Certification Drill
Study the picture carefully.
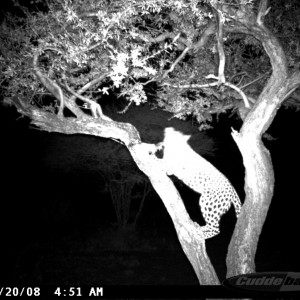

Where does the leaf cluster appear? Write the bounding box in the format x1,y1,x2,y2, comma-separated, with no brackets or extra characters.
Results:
1,0,299,125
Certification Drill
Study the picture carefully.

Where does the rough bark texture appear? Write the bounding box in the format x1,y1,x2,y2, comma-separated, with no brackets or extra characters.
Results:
227,130,274,276
225,0,300,277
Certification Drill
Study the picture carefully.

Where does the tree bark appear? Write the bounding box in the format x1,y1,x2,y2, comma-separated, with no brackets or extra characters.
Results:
227,129,274,276
225,0,300,277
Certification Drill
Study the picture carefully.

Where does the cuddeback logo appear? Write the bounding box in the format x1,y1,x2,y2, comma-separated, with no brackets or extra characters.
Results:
223,272,300,293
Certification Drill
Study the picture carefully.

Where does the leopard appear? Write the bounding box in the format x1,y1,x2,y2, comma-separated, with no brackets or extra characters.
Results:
158,127,242,239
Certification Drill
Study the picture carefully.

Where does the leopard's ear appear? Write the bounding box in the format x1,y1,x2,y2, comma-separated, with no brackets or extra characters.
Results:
156,142,164,150
164,127,191,142
182,132,192,142
164,127,175,135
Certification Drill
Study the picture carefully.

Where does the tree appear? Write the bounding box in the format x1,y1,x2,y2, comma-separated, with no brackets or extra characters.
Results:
1,0,300,285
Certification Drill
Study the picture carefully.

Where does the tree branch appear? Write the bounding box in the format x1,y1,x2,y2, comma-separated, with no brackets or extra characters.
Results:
69,73,109,103
163,75,250,108
62,78,111,121
33,48,65,118
162,47,190,79
193,23,216,52
215,9,226,84
137,32,192,49
256,0,271,26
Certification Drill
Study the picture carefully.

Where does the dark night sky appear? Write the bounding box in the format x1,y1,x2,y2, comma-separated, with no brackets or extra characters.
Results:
1,102,300,286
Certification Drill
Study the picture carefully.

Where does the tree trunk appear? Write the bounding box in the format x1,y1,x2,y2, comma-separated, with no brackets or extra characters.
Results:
226,63,300,278
128,143,220,284
227,130,274,276
225,0,300,277
226,69,292,277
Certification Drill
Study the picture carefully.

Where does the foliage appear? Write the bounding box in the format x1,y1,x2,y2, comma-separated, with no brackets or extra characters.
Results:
265,0,300,69
0,0,300,126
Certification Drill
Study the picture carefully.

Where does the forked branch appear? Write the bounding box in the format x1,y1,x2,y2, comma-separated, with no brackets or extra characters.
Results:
63,78,111,121
33,48,65,118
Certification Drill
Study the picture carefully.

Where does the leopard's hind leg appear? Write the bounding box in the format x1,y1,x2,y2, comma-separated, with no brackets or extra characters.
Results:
199,191,231,239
